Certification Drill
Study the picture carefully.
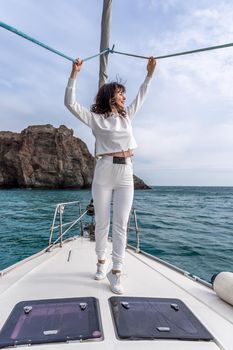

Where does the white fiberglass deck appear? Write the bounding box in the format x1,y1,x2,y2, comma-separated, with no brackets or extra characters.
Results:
0,237,233,350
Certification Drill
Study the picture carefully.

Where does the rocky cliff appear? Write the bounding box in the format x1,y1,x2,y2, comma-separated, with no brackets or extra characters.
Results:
0,125,150,189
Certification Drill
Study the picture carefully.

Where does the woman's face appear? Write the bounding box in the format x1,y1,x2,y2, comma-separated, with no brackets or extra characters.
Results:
114,88,126,109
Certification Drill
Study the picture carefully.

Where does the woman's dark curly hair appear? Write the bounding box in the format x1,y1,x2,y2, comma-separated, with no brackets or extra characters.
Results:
91,82,126,117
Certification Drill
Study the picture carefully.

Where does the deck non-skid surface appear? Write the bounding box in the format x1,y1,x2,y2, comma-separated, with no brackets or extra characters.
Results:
0,237,232,349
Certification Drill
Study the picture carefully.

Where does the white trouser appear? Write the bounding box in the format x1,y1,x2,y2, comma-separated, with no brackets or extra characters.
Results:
92,155,134,271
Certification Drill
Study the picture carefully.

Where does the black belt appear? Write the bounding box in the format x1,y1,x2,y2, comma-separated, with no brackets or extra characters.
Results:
113,156,127,164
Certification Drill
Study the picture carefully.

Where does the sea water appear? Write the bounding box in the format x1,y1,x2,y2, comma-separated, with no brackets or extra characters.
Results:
0,187,232,282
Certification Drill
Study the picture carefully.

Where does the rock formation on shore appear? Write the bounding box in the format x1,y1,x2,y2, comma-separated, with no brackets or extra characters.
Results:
0,125,150,189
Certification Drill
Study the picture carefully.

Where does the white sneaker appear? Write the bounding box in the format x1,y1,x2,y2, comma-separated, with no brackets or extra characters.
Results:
95,261,108,280
107,271,123,294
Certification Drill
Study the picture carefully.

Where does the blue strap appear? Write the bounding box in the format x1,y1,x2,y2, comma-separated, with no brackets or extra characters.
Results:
2,20,232,63
0,21,109,62
110,42,233,60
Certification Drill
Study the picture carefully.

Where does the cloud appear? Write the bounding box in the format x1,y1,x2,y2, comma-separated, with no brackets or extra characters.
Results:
128,0,233,185
0,0,233,185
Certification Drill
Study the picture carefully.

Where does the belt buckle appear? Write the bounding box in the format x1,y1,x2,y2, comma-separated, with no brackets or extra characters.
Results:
113,156,126,164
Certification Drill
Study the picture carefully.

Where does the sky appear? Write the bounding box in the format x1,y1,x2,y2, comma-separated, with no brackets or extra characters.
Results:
0,0,233,186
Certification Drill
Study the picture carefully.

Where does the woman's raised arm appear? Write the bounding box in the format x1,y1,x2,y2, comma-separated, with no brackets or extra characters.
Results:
64,58,93,127
126,57,156,120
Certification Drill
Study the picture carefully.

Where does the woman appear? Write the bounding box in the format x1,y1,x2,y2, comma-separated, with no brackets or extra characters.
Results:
65,57,156,294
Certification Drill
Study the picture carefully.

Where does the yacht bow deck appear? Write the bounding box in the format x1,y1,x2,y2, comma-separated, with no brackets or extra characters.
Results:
0,237,232,350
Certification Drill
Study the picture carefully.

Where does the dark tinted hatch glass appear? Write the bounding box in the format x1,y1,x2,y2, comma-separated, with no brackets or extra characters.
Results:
0,297,103,348
109,297,213,341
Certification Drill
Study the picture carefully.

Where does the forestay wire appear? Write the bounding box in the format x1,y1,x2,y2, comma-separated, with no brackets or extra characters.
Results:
1,20,233,63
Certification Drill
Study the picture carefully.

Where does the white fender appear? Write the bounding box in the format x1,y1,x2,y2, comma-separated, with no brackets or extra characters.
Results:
213,272,233,306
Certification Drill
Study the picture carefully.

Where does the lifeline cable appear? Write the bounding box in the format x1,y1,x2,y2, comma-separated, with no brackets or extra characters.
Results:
1,20,233,63
110,42,233,60
0,20,109,62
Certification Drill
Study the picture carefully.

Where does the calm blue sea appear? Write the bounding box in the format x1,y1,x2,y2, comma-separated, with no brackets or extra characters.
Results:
0,187,232,282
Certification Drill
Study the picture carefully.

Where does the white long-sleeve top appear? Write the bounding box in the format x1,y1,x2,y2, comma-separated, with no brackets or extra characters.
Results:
64,76,151,156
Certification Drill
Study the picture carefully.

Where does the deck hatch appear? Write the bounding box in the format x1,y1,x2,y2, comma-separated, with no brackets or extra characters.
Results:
109,297,213,341
0,297,103,348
